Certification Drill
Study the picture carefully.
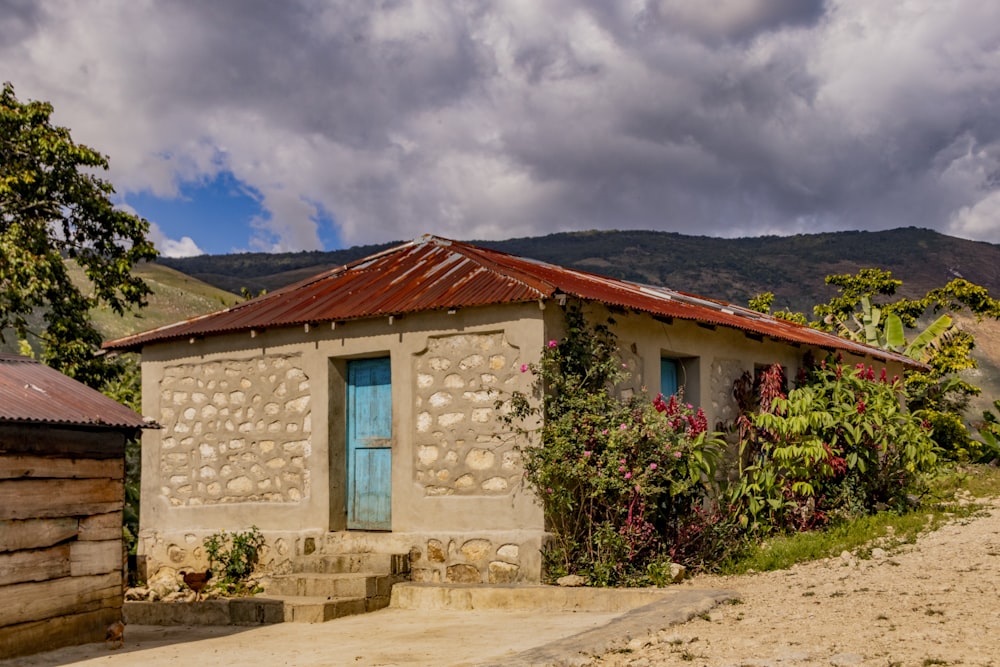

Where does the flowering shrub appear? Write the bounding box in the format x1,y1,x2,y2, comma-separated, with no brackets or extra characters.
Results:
728,357,937,534
501,304,727,585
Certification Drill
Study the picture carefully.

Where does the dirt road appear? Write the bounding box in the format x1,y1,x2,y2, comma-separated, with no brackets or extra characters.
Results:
595,498,1000,667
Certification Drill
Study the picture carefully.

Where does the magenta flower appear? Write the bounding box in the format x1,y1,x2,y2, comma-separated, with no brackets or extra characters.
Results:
649,463,657,470
583,450,592,458
618,465,626,472
520,364,528,373
624,472,632,480
601,429,609,435
619,423,627,430
547,340,558,348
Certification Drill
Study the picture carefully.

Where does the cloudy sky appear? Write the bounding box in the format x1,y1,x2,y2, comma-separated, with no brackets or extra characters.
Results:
4,1,1000,256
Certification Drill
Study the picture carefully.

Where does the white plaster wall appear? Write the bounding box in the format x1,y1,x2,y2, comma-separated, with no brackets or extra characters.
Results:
137,303,547,580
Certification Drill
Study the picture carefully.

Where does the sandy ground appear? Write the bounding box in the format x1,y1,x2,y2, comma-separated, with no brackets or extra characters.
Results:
596,498,1000,667
5,498,999,667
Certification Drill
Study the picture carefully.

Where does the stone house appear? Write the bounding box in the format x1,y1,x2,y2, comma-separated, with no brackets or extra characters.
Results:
0,354,147,659
104,235,919,585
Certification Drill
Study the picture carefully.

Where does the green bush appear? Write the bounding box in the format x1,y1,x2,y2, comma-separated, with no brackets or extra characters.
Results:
502,304,728,585
203,526,265,594
728,357,937,534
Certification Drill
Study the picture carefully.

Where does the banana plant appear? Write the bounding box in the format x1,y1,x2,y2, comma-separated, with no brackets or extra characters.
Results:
835,295,952,362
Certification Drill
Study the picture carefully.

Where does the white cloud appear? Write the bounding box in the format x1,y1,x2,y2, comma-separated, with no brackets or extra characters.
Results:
3,0,1000,251
147,222,204,258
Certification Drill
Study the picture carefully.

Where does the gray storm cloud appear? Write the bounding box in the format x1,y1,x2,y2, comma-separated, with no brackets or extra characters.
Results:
3,0,999,251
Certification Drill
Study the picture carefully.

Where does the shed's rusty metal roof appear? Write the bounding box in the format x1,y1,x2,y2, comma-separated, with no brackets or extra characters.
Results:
0,354,150,429
103,235,923,369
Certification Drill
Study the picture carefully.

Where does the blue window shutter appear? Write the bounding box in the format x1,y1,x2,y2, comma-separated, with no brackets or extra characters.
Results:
660,358,679,397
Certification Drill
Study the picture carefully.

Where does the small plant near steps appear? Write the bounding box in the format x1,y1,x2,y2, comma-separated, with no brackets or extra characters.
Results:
203,526,266,597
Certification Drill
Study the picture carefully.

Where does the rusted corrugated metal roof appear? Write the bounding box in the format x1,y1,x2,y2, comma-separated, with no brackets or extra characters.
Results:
103,235,924,369
0,354,150,429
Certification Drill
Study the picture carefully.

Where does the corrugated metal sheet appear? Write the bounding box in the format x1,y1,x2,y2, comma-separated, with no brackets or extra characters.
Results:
0,354,150,429
103,235,923,369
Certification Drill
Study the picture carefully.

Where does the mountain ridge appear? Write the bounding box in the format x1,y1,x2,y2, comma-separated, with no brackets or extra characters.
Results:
159,227,1000,316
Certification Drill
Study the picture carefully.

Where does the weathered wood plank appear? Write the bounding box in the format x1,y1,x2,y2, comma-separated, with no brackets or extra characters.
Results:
0,607,121,660
0,455,123,480
0,544,71,586
0,478,123,521
78,511,123,542
0,425,128,459
0,572,121,627
0,517,78,552
70,539,122,577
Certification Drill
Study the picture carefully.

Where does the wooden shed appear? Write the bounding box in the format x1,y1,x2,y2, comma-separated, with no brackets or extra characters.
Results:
0,354,148,659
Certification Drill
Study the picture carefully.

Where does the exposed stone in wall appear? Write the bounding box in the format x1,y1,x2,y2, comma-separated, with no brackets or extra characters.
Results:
158,355,312,506
710,357,745,429
409,537,524,584
413,333,523,496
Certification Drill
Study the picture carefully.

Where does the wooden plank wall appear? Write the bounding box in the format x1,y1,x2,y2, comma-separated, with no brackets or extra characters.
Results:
0,426,129,660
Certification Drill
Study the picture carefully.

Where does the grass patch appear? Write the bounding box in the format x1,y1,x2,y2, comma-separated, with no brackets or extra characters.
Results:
720,464,1000,575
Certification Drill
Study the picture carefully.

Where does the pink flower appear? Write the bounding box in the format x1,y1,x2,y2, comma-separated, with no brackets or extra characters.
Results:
649,463,657,470
601,429,609,435
583,450,592,458
520,364,528,373
619,423,627,430
673,451,682,458
618,465,626,472
547,340,558,348
624,472,632,480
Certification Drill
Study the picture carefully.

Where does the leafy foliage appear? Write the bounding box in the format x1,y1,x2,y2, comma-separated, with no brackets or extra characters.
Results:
1,82,157,388
727,358,937,534
501,304,734,584
203,526,265,594
973,399,1000,464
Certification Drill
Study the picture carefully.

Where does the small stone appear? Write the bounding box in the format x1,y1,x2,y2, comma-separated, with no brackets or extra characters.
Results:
556,574,586,587
669,562,687,583
488,561,519,583
427,540,446,563
829,653,864,666
626,638,647,652
446,563,481,583
125,587,148,601
870,547,887,559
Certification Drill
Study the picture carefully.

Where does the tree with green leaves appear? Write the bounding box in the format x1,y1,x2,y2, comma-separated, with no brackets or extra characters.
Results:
1,82,157,388
753,268,1000,459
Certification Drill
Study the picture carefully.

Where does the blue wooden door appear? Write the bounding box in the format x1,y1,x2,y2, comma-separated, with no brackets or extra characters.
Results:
347,358,392,530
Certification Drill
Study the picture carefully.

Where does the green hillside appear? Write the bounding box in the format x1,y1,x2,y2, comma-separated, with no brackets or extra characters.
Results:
79,262,242,343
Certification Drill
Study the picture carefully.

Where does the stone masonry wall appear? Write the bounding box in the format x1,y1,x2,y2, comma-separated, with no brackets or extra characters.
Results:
157,354,312,506
407,535,532,584
413,333,524,496
710,357,744,430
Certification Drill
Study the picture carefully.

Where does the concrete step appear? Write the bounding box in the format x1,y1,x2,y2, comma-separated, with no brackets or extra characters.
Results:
293,552,410,575
267,572,374,598
257,595,369,623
